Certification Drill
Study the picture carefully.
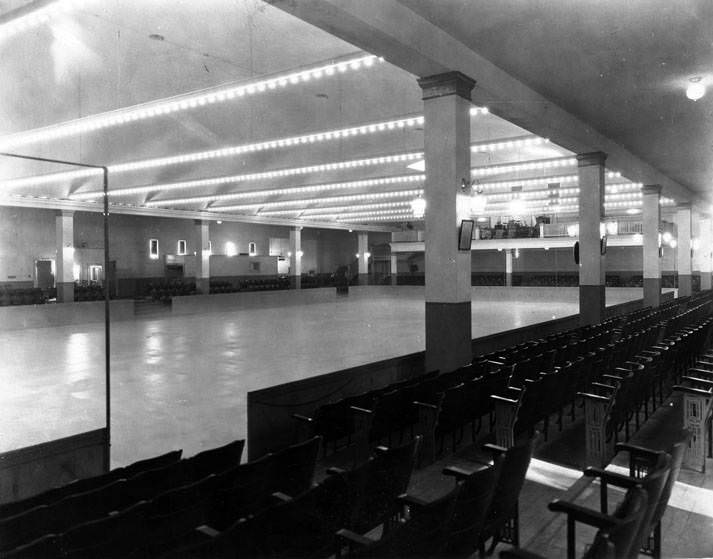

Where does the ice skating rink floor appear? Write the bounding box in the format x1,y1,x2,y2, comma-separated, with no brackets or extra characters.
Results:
1,286,648,466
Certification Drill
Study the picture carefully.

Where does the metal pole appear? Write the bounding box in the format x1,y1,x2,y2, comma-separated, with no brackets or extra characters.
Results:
103,167,111,471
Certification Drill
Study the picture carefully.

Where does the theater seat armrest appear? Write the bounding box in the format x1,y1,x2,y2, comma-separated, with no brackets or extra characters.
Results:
292,413,313,423
547,500,618,530
397,493,430,509
272,492,293,503
336,528,376,547
327,467,347,476
195,525,221,538
614,443,664,462
483,443,508,456
442,465,476,480
491,395,520,405
499,547,548,559
583,467,637,488
413,400,439,410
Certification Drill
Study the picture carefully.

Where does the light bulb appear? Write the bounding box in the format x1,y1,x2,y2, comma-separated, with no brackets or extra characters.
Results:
686,81,706,101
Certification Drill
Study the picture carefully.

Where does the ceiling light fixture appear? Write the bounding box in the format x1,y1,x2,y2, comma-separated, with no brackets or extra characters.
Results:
686,77,706,101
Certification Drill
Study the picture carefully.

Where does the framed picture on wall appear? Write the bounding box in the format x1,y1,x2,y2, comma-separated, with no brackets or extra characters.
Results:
458,220,474,251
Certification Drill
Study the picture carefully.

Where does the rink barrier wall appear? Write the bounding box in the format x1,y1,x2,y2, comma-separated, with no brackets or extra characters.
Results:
247,289,674,460
0,429,107,504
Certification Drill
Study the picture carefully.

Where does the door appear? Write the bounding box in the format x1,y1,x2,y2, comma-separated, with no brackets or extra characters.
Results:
36,260,54,290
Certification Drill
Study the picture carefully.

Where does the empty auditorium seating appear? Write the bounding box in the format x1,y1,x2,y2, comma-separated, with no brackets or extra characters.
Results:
0,286,45,306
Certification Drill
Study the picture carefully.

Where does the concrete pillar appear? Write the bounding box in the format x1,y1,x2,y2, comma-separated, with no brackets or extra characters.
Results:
195,220,210,294
55,210,75,303
505,249,513,287
676,203,692,297
700,218,712,290
418,71,475,373
357,232,369,285
577,152,607,325
390,255,398,286
289,227,302,289
642,185,661,307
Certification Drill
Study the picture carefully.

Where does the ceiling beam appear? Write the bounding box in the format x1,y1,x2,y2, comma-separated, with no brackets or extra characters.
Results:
268,0,701,210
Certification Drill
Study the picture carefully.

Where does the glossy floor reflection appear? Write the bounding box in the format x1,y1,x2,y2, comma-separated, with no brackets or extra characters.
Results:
1,286,644,467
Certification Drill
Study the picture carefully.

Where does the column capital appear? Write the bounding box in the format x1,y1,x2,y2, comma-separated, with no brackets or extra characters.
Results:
56,210,75,218
418,71,475,101
194,219,210,226
576,151,607,167
676,202,692,211
642,184,662,195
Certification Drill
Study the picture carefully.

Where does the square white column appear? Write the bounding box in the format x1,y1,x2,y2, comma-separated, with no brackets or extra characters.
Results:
642,185,661,307
577,152,607,325
289,227,302,289
676,204,692,297
55,210,75,303
418,71,475,372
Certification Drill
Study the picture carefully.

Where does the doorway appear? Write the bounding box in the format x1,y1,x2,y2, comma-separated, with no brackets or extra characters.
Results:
35,260,54,291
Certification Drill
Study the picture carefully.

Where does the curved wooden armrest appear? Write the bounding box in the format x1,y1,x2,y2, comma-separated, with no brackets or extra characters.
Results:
602,374,624,383
397,493,430,509
491,395,520,405
547,500,619,531
577,392,611,403
688,368,713,377
681,376,713,387
499,548,548,559
272,491,293,503
483,442,507,456
327,467,347,476
442,465,479,480
674,385,713,396
350,406,373,415
336,528,376,547
413,400,439,410
292,413,314,423
614,443,664,462
196,525,221,538
583,467,638,488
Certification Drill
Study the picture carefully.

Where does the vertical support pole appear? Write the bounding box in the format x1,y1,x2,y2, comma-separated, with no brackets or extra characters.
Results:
195,220,210,294
103,168,111,472
418,71,475,373
357,232,369,285
577,152,607,325
289,226,302,289
55,210,75,303
642,185,662,307
676,203,693,297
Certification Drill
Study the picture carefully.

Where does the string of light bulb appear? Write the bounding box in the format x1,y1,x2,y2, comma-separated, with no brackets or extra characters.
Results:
0,0,72,41
70,152,424,200
144,175,424,207
258,201,413,216
470,157,577,177
211,189,423,213
0,53,385,150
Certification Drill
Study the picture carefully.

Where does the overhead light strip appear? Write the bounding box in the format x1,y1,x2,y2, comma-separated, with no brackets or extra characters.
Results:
2,107,489,190
71,152,424,200
0,0,71,41
259,201,413,216
0,53,384,150
213,189,423,213
145,175,424,207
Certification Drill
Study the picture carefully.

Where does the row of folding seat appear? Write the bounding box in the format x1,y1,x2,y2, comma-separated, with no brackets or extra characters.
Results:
294,293,711,468
0,287,45,306
1,436,325,558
